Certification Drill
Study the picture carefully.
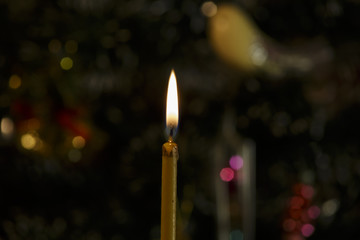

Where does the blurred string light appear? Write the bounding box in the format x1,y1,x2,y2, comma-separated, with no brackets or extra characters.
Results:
8,74,22,89
60,57,73,70
1,117,14,138
283,183,319,239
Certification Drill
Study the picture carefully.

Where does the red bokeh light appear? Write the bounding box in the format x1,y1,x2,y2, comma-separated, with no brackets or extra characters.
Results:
220,167,234,182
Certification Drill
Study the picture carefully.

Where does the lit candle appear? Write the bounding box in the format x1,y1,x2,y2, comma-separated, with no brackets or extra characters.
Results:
161,69,179,240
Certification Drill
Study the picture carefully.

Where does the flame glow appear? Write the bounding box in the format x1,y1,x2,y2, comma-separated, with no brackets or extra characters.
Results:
166,69,179,128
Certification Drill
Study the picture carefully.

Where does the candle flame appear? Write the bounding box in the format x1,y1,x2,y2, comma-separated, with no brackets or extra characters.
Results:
166,69,179,130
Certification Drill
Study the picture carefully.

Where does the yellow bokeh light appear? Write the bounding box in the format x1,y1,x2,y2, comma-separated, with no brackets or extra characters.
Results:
9,74,22,89
60,57,73,70
48,39,62,53
72,136,86,149
65,40,78,54
21,133,37,150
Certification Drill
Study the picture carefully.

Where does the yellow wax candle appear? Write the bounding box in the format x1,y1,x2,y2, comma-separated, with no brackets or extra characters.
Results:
161,137,178,240
161,69,179,240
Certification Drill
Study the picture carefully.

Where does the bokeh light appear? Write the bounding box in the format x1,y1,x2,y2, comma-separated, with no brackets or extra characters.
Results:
21,133,37,150
250,42,268,66
229,155,243,170
72,136,86,149
220,167,234,182
322,199,339,217
60,57,73,70
307,205,321,219
301,223,315,237
201,1,217,17
300,185,314,199
9,74,22,89
290,196,305,209
1,117,14,137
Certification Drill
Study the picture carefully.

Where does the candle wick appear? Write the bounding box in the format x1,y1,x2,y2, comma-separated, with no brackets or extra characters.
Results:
169,127,174,138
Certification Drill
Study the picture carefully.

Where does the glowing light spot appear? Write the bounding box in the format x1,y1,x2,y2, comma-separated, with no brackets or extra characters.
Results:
60,57,73,70
322,199,339,217
65,40,78,54
1,117,14,137
68,149,82,162
283,218,296,232
230,229,243,240
220,167,234,182
290,196,305,209
301,185,314,199
201,2,217,17
301,223,315,237
21,133,37,150
250,42,268,66
48,39,62,53
9,75,22,89
72,136,86,149
229,155,243,170
307,205,321,219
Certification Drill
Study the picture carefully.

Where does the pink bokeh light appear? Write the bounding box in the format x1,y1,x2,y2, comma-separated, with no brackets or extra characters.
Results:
229,155,243,170
307,205,321,219
220,167,234,182
301,223,315,237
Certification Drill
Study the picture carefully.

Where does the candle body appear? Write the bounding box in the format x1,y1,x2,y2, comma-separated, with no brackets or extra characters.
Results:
161,140,179,240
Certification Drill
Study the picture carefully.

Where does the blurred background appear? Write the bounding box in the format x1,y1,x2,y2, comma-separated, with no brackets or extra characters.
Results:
1,0,360,239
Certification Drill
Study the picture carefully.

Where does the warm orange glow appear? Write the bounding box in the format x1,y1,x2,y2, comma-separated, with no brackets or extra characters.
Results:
166,69,179,128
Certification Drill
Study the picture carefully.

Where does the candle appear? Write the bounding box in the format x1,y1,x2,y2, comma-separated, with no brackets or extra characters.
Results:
161,69,179,240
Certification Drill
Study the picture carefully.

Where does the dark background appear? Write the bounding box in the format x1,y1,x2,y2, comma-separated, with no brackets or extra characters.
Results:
0,0,360,239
